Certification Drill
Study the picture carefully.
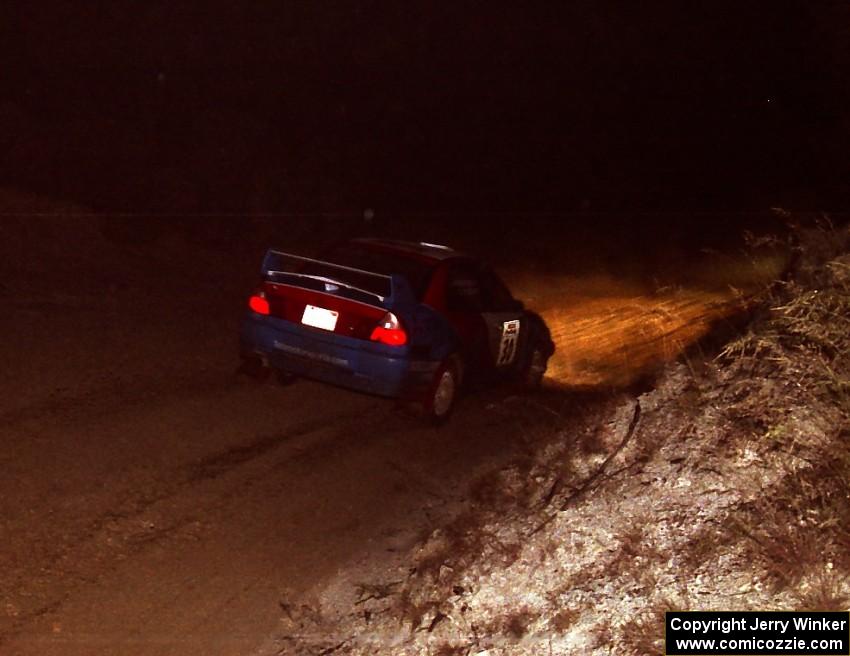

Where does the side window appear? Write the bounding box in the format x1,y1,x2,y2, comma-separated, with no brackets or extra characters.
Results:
446,263,484,312
479,267,517,312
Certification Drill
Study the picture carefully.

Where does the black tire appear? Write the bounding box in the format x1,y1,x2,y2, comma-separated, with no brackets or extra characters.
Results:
520,343,549,390
423,356,461,424
275,369,298,386
236,356,272,382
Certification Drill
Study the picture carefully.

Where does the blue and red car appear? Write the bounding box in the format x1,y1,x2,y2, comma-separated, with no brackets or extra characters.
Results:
239,239,554,422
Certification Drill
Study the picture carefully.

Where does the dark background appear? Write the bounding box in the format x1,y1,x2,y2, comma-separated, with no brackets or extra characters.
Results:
1,1,848,217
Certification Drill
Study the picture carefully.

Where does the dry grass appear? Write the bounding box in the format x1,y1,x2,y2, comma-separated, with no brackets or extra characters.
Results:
702,221,850,614
617,591,692,656
589,620,615,651
468,458,538,511
617,604,670,656
677,522,729,574
793,570,850,611
731,453,850,594
549,608,580,633
720,229,850,428
500,608,537,640
412,514,485,583
721,223,850,368
716,226,850,591
578,427,608,455
598,521,665,588
433,644,470,656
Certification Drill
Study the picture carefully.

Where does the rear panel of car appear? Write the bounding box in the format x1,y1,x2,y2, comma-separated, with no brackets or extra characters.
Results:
240,243,448,398
241,312,414,396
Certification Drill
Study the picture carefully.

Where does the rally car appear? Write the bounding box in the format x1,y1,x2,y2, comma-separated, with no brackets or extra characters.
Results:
239,238,554,422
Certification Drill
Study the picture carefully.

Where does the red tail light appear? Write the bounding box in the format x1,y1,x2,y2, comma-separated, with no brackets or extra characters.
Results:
370,312,407,346
249,293,270,315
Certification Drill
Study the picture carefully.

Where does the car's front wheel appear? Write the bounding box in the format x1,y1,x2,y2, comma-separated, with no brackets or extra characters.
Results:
521,343,549,389
423,356,461,424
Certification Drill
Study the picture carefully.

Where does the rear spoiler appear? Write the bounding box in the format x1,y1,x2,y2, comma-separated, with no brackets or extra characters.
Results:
260,249,417,307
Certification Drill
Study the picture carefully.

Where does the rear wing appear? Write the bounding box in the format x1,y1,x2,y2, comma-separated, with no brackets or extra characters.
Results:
260,249,417,307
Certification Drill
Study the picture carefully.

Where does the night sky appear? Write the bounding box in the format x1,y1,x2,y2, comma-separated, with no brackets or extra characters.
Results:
1,2,848,214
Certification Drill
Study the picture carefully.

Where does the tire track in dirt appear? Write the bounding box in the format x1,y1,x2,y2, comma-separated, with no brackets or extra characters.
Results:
0,387,370,647
1,383,549,656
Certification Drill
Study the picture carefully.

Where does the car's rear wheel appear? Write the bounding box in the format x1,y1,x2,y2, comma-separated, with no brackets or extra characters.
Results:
423,357,461,424
237,355,271,382
275,369,298,386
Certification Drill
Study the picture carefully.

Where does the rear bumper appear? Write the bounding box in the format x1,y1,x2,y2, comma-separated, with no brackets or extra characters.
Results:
240,313,436,399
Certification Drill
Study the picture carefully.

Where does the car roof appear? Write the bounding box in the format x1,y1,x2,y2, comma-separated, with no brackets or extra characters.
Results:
350,238,466,263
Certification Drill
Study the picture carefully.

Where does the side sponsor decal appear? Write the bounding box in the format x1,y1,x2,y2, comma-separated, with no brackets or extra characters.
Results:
497,319,521,366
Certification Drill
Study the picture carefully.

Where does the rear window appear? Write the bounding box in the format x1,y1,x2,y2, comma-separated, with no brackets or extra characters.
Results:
301,243,436,300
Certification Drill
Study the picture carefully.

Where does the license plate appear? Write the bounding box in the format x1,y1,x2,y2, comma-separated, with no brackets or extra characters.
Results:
301,304,338,331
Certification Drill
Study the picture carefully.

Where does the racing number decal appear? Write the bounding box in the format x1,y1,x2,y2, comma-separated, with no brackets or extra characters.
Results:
497,319,520,366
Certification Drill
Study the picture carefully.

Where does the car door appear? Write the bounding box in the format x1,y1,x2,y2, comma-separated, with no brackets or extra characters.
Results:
477,265,525,374
445,260,524,378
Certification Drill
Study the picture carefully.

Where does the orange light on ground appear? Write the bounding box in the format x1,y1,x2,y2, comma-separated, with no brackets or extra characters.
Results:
504,261,784,389
538,290,736,388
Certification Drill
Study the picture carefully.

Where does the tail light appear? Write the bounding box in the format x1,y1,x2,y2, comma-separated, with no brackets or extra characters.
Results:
248,292,270,315
370,311,407,346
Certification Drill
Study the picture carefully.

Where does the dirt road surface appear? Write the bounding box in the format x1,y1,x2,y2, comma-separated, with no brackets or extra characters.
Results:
0,209,780,655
